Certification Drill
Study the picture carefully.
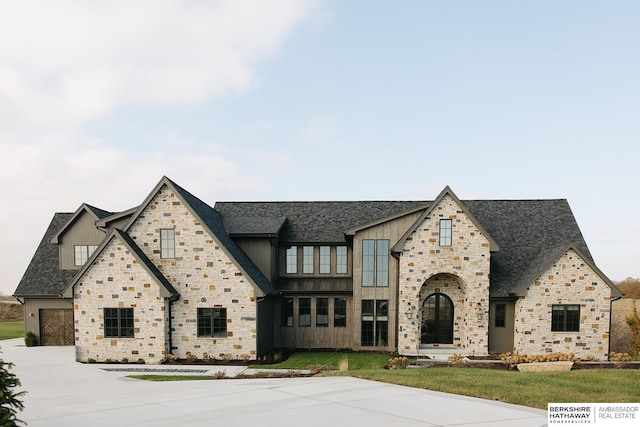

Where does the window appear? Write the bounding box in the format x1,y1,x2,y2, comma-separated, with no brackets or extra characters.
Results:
552,304,580,332
160,228,175,259
494,303,506,328
336,246,347,274
104,308,134,338
316,298,328,327
286,246,297,274
319,246,330,274
197,308,227,337
439,219,452,246
282,297,294,327
361,300,375,346
362,239,389,287
303,246,314,273
74,245,98,266
361,300,388,347
334,297,347,327
299,297,311,327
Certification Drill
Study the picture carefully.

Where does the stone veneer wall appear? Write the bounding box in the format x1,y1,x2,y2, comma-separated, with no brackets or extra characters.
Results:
127,185,258,360
74,238,169,364
397,194,491,356
514,249,612,360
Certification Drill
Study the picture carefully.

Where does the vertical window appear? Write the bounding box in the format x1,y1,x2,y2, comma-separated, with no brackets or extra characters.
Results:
336,246,347,274
104,308,134,338
376,300,389,347
361,300,374,346
362,240,375,287
334,297,347,327
494,303,506,328
552,305,580,332
376,240,389,287
439,219,452,246
197,308,227,337
316,298,328,327
286,246,297,274
282,297,294,327
319,246,331,274
160,228,175,259
299,297,311,327
303,246,314,273
362,239,389,287
74,245,98,266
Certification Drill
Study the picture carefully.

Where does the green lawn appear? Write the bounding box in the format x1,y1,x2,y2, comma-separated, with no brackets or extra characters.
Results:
0,321,24,340
129,351,640,409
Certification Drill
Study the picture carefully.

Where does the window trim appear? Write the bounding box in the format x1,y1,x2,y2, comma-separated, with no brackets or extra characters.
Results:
334,297,347,327
303,246,314,274
336,246,348,274
316,297,328,327
299,297,311,327
104,307,134,338
197,307,228,338
74,245,98,266
319,246,331,274
551,304,580,332
362,239,389,287
160,228,175,259
286,246,298,274
439,219,452,246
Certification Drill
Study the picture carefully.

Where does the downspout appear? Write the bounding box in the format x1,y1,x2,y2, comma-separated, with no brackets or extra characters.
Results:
391,250,401,353
608,295,622,361
168,294,180,358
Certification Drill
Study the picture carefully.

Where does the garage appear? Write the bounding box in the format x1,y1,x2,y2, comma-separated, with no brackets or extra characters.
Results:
40,309,74,346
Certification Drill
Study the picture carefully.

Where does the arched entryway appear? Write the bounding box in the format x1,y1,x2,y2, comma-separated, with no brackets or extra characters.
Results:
421,293,454,344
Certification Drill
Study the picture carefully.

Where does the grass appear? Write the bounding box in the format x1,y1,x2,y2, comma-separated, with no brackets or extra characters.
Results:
0,321,24,340
128,351,640,409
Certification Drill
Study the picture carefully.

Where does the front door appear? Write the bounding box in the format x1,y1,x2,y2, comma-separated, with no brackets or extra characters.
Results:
421,293,453,344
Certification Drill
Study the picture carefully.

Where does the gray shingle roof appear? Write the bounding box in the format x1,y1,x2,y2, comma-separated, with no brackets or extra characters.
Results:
14,213,76,297
215,198,600,297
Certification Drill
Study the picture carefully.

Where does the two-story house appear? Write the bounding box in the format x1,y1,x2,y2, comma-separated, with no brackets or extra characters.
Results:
14,176,621,363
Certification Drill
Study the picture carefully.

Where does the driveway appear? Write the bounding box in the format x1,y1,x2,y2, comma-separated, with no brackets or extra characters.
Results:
1,339,547,426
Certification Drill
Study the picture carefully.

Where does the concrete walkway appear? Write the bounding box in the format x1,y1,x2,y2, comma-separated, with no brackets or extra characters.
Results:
1,339,547,426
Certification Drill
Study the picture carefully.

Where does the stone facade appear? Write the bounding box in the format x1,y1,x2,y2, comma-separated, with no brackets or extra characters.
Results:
73,237,169,363
514,249,612,360
126,185,259,361
397,194,491,356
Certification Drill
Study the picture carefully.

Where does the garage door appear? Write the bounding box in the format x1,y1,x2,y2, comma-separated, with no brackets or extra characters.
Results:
40,309,74,346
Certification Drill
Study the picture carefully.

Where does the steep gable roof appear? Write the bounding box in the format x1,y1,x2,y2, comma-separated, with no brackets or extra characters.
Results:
50,203,112,244
14,213,76,297
95,206,138,229
122,176,277,297
392,186,500,254
62,229,178,299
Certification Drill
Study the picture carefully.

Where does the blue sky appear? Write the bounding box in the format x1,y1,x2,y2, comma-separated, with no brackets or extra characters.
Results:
2,1,639,295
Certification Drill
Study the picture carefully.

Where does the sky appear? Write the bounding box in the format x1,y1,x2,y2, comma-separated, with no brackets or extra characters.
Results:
2,0,639,296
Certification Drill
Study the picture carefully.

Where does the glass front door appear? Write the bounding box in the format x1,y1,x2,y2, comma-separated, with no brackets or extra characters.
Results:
421,293,454,344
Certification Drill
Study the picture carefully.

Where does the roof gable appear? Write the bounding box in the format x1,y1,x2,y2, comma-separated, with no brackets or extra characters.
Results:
62,229,178,299
391,186,500,254
50,203,112,244
121,176,277,297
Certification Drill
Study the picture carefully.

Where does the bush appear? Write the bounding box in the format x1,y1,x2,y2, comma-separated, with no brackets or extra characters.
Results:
0,358,25,426
387,356,409,370
448,353,469,367
500,352,580,369
24,332,37,347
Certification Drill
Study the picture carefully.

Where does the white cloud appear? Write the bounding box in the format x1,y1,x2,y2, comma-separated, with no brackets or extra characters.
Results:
0,0,319,294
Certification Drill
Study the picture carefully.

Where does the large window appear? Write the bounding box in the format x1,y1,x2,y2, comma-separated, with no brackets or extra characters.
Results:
303,246,314,274
334,297,347,327
286,246,297,274
439,219,452,246
361,299,388,347
336,246,347,274
362,240,389,287
494,303,506,328
319,246,330,274
104,308,134,338
197,308,227,337
551,304,580,332
282,297,294,327
316,298,328,327
299,297,311,327
160,228,175,259
74,245,98,266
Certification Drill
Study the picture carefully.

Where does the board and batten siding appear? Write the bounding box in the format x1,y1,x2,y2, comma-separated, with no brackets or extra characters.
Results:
23,297,74,345
58,211,106,270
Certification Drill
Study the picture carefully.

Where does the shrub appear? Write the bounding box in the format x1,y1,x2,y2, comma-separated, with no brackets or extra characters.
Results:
212,370,227,379
500,352,580,369
308,364,330,374
0,359,25,426
625,303,640,358
610,352,633,368
121,357,129,364
387,356,409,370
87,358,96,364
448,353,469,367
338,356,349,372
185,353,198,363
24,332,37,347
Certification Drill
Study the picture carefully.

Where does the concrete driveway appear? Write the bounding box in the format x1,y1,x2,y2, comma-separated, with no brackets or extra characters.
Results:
1,339,547,426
